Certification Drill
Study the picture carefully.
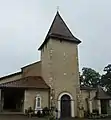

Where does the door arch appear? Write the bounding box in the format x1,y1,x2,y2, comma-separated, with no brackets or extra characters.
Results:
61,94,71,117
58,92,74,118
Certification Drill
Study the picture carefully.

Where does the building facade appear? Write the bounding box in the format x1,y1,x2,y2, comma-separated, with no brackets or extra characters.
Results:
0,11,110,118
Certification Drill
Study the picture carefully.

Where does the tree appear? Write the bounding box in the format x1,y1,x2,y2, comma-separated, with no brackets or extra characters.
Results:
101,64,111,92
80,67,101,88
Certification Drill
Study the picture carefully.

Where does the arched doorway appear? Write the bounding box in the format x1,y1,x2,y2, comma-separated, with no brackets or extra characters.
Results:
61,94,71,117
58,92,74,118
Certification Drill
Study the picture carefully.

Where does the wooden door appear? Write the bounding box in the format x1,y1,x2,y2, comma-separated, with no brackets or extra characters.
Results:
61,95,71,117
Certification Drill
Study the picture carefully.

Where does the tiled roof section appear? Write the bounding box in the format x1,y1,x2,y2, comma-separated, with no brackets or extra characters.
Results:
0,76,49,89
96,86,111,100
38,11,81,50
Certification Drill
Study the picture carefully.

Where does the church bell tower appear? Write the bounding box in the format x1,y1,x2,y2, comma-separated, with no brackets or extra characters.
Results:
38,11,81,118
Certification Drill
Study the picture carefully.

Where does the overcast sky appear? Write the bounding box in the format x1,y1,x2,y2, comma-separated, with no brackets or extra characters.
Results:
0,0,111,76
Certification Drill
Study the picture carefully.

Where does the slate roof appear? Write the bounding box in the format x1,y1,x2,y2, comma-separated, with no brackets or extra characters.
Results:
96,86,111,100
0,76,49,89
38,11,81,50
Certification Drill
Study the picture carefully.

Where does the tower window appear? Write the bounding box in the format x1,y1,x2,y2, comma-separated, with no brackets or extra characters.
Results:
50,49,53,54
64,52,67,60
49,48,53,59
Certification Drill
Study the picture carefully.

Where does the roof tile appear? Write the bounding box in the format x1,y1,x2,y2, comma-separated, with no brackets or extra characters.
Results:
0,76,49,89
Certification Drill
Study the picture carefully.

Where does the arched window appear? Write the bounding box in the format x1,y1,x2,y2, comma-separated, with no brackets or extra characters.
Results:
35,94,41,110
37,97,41,108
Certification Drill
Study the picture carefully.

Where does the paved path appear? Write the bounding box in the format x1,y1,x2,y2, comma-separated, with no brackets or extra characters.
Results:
0,115,39,120
0,115,111,120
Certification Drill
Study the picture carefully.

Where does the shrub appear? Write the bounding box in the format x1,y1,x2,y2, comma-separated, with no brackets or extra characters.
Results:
92,109,99,115
24,107,34,117
42,107,50,116
28,107,33,113
49,115,55,120
25,109,28,115
37,110,43,117
84,110,90,118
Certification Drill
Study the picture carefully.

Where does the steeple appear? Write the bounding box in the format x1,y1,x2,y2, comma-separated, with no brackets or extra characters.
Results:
38,11,81,50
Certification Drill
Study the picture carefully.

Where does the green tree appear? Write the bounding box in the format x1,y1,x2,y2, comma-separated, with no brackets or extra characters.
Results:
101,64,111,92
80,67,101,88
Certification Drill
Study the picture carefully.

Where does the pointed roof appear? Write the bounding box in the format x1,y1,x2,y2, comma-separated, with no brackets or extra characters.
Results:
38,11,81,50
96,86,111,100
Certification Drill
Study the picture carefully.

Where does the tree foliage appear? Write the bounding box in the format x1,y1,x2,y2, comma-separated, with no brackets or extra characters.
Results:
101,64,111,92
80,67,101,88
80,64,111,93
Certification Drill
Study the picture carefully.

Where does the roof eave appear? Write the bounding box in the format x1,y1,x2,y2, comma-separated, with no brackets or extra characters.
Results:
21,61,41,69
0,71,22,80
38,35,81,50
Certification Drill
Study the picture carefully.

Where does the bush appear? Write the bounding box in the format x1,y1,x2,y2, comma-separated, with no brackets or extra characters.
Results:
37,110,43,117
24,107,34,117
49,115,55,120
25,109,28,115
84,110,90,118
42,107,50,116
93,109,99,115
49,110,55,120
28,107,33,113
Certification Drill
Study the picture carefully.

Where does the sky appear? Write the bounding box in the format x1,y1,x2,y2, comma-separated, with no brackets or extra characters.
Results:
0,0,111,76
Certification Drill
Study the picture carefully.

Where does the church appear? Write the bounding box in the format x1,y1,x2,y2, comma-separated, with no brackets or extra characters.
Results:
0,11,111,118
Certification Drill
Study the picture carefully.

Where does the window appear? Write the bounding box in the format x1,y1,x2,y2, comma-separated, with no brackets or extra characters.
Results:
50,49,53,55
49,49,53,60
35,94,41,110
37,97,41,107
63,52,67,60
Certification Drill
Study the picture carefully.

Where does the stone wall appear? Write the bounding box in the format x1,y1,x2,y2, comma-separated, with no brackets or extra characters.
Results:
23,89,49,112
22,61,41,77
41,38,80,117
0,72,22,84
